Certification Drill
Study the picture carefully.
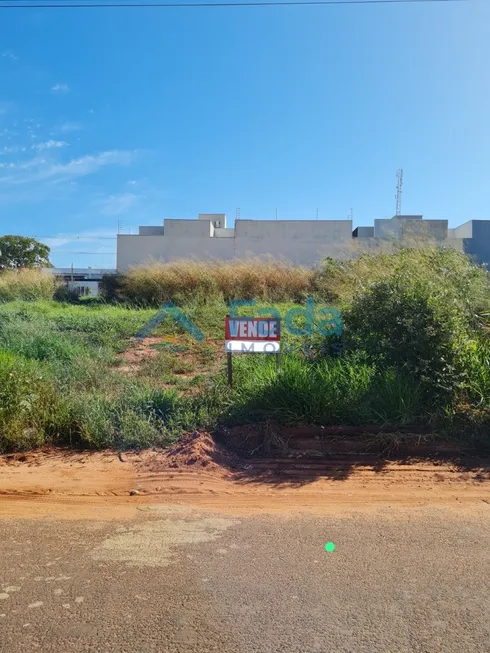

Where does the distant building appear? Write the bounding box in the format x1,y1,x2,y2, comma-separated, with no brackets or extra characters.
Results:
43,267,116,297
116,213,490,271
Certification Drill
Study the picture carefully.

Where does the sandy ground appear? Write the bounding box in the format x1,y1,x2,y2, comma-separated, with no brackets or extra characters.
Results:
1,445,489,520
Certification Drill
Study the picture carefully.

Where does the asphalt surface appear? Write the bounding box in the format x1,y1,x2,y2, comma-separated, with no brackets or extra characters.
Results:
1,504,490,652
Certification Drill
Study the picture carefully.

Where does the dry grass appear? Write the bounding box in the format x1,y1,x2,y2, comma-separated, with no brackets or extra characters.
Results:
0,268,60,302
120,258,313,304
312,238,488,303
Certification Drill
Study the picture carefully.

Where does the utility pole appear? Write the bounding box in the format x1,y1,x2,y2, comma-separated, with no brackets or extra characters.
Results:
395,169,403,216
316,208,319,220
235,208,240,221
275,208,278,221
117,220,122,234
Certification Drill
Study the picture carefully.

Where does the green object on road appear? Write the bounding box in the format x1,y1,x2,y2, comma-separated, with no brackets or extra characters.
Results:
324,542,335,552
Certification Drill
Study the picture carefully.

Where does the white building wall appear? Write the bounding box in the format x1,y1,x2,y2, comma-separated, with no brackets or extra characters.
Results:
234,220,353,265
117,229,236,271
450,221,474,239
117,235,168,270
116,215,490,271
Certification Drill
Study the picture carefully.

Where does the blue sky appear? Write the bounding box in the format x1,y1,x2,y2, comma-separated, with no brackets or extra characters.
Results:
0,0,489,268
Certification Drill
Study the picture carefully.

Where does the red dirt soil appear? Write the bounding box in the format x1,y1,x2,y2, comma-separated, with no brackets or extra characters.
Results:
137,431,241,473
0,431,489,520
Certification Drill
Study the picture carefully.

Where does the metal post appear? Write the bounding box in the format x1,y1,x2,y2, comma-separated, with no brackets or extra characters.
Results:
227,352,233,387
276,351,281,373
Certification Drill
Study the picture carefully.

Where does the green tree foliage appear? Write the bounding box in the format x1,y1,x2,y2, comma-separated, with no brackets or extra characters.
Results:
0,235,52,269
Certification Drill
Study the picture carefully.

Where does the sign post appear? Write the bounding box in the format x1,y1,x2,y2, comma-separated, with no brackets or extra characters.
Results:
225,316,281,387
227,351,233,387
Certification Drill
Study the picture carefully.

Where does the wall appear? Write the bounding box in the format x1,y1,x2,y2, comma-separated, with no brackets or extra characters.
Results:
117,235,167,270
234,220,353,265
139,226,165,235
68,280,100,297
117,217,490,271
400,219,448,240
353,226,375,238
374,219,398,239
450,221,474,239
117,231,236,270
463,221,490,267
198,213,227,228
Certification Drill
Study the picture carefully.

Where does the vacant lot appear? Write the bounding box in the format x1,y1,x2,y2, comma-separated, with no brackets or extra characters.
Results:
1,246,490,453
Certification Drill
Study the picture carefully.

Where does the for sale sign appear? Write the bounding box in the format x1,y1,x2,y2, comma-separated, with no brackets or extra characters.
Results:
225,316,280,353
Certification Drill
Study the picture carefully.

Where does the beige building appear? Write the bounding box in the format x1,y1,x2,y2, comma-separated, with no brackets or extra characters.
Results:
116,213,490,271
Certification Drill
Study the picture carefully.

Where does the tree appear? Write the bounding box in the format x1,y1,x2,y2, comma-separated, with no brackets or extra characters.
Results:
0,235,52,269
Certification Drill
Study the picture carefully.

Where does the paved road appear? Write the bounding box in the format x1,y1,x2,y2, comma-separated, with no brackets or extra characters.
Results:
1,504,489,652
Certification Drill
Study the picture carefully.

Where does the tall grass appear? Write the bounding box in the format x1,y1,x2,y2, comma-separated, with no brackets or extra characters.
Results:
1,244,490,452
0,350,65,450
106,259,313,305
0,269,60,302
225,354,425,426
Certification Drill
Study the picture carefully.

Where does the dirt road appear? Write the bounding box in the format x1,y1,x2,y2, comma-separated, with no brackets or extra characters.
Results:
1,448,489,652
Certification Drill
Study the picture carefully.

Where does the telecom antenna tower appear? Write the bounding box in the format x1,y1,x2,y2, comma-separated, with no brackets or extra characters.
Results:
395,169,403,215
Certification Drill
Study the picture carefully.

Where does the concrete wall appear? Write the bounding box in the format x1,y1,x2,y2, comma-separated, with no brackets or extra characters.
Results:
117,235,168,270
139,226,165,235
116,215,490,271
164,219,214,238
374,219,398,239
353,226,375,238
199,213,227,228
400,219,448,240
463,221,490,267
117,231,236,270
450,221,474,239
234,220,353,265
214,228,235,238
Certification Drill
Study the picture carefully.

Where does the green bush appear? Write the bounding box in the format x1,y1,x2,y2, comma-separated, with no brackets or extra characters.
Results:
343,275,474,404
313,245,490,311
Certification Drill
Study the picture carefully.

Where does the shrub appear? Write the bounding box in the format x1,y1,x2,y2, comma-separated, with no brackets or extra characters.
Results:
343,275,474,404
99,273,126,303
313,245,490,312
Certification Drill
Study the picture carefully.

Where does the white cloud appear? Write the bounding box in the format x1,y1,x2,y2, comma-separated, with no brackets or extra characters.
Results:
2,51,18,62
31,140,68,152
51,83,70,94
59,121,82,133
98,192,139,216
0,149,136,187
47,150,135,181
